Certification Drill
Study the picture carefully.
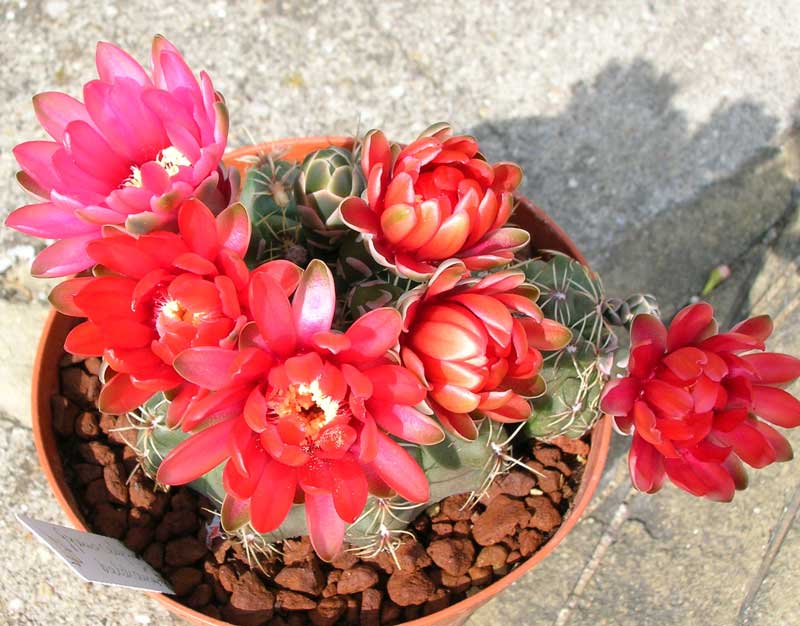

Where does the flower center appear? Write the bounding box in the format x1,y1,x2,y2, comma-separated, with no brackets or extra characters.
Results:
268,379,340,440
123,146,191,188
157,146,191,176
159,298,204,326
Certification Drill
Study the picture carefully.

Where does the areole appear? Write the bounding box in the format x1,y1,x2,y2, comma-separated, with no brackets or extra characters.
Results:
31,137,612,626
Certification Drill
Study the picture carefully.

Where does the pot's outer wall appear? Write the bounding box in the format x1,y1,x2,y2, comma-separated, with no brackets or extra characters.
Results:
31,138,612,626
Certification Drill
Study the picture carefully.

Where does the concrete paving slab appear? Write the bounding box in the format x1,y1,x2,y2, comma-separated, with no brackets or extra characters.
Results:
745,499,800,626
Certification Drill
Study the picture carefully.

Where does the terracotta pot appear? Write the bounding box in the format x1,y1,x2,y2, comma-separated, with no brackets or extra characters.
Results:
31,137,612,626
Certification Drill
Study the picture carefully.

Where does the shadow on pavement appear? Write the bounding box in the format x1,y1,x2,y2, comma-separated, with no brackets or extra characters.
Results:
471,58,798,474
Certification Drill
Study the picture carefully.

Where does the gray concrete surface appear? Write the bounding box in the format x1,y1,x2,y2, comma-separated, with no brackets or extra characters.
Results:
2,1,800,624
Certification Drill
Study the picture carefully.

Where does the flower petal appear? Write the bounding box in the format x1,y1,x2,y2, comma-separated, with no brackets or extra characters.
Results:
96,41,150,85
33,91,94,142
64,321,105,356
431,402,479,440
698,332,765,354
380,202,417,244
731,315,773,342
662,346,707,381
742,353,800,385
31,234,97,278
426,259,469,297
368,431,429,503
49,277,93,316
250,460,297,533
216,202,251,257
521,318,573,351
6,202,97,239
410,321,485,361
368,403,445,445
430,383,480,413
220,495,251,532
174,347,238,390
364,364,427,405
628,339,665,380
330,457,369,523
714,416,792,468
631,314,667,351
249,272,297,358
643,380,693,418
250,260,303,296
340,197,379,234
664,454,735,502
600,377,641,416
692,375,720,413
450,293,514,346
157,418,236,485
97,373,158,414
667,302,715,351
416,207,470,260
304,492,346,562
292,259,336,345
179,198,220,260
341,307,402,363
628,434,665,494
751,385,800,428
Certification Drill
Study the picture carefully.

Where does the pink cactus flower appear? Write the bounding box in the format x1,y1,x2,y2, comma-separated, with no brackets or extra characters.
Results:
6,36,230,277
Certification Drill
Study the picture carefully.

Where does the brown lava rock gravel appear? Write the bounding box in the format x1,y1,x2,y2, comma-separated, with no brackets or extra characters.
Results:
54,353,589,625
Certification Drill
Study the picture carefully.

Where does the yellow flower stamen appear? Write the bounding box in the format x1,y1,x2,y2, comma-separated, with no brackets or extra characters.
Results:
122,146,191,187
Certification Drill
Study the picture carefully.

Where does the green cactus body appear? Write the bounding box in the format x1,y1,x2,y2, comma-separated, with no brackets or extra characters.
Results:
335,231,382,283
344,280,405,321
295,147,365,255
519,252,617,439
524,338,609,439
239,156,304,266
134,409,514,550
295,147,365,226
603,293,660,328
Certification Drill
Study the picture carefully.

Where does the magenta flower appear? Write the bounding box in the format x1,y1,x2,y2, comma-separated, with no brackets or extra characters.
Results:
6,36,230,277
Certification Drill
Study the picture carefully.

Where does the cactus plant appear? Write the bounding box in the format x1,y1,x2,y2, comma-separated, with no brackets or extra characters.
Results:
295,147,365,229
335,230,382,283
519,252,618,439
344,279,405,320
239,154,305,265
603,293,660,328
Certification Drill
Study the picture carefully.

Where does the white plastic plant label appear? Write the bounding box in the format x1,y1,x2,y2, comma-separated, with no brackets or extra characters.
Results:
17,514,174,594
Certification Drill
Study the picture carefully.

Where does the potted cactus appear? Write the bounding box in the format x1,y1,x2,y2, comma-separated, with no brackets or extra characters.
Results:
11,36,800,626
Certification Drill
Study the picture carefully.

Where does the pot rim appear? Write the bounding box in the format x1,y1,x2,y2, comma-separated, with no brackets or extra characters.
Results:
31,136,611,626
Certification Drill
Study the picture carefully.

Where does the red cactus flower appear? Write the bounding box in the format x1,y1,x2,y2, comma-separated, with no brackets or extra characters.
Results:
340,123,530,279
49,199,250,419
601,302,800,501
398,259,572,440
156,260,441,560
6,36,230,278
